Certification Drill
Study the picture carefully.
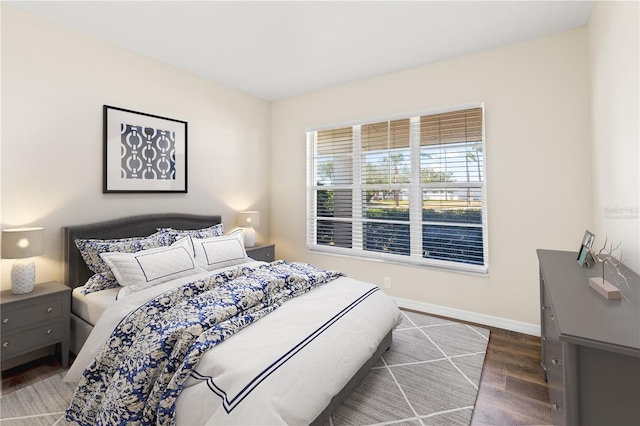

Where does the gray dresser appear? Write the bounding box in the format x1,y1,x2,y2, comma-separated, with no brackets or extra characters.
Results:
538,249,640,425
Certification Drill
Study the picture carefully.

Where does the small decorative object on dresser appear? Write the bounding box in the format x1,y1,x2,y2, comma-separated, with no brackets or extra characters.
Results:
588,237,629,300
1,227,45,294
237,210,260,247
1,281,71,369
538,249,639,426
576,230,595,267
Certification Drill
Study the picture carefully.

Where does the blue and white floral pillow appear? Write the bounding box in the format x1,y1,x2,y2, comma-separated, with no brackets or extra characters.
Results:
156,224,223,244
75,233,173,275
79,271,120,295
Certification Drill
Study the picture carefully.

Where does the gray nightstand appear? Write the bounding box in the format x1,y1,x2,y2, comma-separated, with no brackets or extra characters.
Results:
246,243,275,262
1,281,71,368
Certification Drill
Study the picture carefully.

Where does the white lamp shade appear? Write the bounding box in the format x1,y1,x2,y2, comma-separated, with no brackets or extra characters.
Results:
2,227,45,259
237,211,260,228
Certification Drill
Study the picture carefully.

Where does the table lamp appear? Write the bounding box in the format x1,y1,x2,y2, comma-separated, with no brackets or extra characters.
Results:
237,211,260,247
2,227,45,294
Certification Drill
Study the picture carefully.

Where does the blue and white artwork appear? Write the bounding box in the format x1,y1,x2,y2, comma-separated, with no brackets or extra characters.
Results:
104,105,187,193
120,124,176,180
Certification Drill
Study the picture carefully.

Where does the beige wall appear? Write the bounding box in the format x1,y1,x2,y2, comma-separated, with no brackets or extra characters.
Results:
271,29,592,332
588,1,640,274
0,5,271,289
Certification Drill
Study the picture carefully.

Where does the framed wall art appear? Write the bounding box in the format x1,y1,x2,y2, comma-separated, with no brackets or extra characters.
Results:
103,105,188,193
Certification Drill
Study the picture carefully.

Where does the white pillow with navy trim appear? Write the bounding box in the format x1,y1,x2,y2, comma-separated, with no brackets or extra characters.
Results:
100,236,203,295
192,229,249,271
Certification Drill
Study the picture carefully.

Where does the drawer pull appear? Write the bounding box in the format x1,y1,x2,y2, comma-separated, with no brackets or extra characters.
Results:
2,342,8,348
542,336,547,342
541,305,547,311
2,318,9,324
551,357,562,366
552,402,562,411
46,329,53,335
550,314,555,321
46,307,53,313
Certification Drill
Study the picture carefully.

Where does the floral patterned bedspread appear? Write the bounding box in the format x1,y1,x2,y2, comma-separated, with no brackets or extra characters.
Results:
65,261,344,426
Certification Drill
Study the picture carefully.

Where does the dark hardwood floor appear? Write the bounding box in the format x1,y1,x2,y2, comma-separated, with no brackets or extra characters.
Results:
1,352,68,396
1,318,552,425
472,325,552,425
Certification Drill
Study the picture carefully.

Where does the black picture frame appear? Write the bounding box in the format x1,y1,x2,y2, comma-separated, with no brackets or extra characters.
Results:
103,105,188,193
577,230,595,267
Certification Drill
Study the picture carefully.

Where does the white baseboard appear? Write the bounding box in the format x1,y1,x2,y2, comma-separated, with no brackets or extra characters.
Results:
394,297,541,336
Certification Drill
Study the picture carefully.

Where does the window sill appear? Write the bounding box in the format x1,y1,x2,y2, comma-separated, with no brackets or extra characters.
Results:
306,245,489,277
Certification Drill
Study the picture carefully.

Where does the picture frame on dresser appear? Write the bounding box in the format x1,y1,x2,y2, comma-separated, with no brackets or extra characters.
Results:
103,105,188,193
576,230,595,267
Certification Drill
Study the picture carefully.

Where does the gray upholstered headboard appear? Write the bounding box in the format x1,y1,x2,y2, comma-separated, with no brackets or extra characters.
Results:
62,213,222,288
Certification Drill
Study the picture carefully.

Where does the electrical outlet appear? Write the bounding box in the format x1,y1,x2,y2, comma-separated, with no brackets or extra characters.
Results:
383,276,391,288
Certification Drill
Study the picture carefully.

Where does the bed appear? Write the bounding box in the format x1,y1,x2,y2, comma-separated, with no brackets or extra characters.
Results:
61,213,402,425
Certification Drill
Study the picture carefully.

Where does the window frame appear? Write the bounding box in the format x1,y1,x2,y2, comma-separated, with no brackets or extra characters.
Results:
306,103,488,275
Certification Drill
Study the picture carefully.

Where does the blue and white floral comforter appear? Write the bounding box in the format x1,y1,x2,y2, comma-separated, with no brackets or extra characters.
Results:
64,260,402,425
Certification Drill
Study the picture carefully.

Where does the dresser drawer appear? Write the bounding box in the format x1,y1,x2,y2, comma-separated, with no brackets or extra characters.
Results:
540,280,557,377
541,277,566,425
1,321,63,359
545,337,566,425
1,297,63,331
542,307,559,342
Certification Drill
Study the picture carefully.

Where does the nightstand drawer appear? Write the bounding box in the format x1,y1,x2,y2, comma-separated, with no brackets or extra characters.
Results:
246,244,275,262
1,297,63,332
1,321,63,359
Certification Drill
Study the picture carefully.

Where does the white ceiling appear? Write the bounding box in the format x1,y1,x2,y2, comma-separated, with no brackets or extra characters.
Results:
9,1,594,101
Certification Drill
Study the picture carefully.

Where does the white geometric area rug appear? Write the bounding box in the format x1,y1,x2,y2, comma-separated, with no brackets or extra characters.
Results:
0,310,489,426
329,310,490,425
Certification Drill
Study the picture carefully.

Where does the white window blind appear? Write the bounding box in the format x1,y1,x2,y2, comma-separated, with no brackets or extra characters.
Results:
307,105,487,274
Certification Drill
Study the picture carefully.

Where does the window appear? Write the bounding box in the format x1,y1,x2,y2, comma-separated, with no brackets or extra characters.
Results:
306,105,487,274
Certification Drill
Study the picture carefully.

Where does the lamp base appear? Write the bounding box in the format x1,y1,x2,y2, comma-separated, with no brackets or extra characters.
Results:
589,277,621,300
11,260,36,295
243,227,256,247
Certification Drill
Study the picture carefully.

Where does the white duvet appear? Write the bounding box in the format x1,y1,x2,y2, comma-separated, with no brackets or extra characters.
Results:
65,263,402,425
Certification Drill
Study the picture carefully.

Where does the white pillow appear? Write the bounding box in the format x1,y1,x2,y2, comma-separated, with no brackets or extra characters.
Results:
100,236,202,295
192,229,248,271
